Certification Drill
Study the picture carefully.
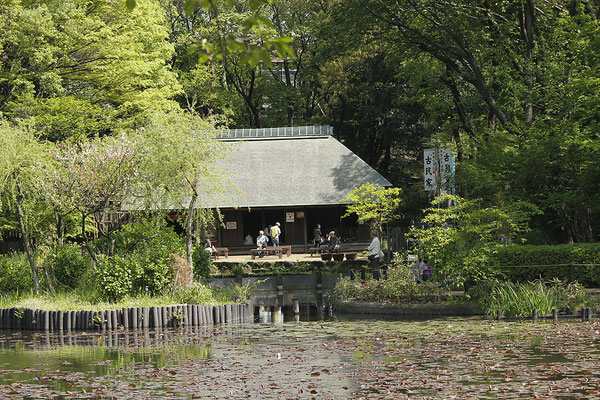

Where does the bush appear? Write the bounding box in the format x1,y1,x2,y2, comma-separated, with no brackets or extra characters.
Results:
0,252,33,293
192,246,213,280
47,243,89,288
166,282,217,304
91,218,181,300
333,266,452,303
490,243,600,286
95,256,134,302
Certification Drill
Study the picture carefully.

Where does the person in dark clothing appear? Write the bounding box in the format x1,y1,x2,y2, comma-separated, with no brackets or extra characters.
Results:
313,224,322,247
327,231,340,252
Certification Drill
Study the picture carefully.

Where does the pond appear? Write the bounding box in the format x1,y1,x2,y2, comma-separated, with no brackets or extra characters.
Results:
0,315,598,399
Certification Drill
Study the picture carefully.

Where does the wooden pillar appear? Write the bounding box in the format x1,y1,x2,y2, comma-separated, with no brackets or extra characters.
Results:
302,206,308,253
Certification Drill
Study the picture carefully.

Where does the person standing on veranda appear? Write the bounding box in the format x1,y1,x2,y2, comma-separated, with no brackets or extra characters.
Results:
367,230,383,280
270,222,281,247
313,224,322,247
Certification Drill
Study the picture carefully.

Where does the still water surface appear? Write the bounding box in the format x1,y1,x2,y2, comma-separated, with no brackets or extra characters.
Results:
0,315,599,399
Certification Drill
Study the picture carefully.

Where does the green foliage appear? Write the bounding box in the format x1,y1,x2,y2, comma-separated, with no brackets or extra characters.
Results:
47,243,89,289
95,256,135,303
109,217,185,264
192,246,213,280
409,195,539,284
1,0,180,136
165,283,217,305
94,245,176,303
490,243,600,286
229,278,267,303
0,253,34,293
333,266,452,304
342,183,402,234
471,279,587,317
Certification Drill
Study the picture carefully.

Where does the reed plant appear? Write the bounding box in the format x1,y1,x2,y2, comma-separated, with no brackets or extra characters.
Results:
476,279,587,317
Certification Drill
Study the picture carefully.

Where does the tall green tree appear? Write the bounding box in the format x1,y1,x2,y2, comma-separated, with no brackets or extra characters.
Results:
0,0,181,141
0,121,50,294
137,110,230,268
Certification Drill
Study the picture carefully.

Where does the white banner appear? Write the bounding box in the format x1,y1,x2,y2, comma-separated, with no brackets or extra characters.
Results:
424,147,453,192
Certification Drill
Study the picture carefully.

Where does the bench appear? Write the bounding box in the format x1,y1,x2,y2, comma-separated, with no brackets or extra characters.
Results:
309,245,329,256
250,246,292,259
210,247,229,260
310,245,340,256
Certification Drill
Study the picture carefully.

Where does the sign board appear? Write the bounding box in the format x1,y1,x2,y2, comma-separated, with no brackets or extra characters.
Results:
226,221,237,230
296,211,304,219
424,147,454,193
286,212,295,222
423,149,436,191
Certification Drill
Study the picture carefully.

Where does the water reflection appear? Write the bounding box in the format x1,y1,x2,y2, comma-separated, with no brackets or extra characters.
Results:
0,318,598,399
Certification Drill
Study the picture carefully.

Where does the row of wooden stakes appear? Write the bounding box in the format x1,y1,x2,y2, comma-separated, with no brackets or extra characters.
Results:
0,303,254,331
496,307,596,322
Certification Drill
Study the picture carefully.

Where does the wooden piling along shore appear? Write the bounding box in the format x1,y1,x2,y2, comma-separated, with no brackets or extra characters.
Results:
0,303,253,331
496,307,596,322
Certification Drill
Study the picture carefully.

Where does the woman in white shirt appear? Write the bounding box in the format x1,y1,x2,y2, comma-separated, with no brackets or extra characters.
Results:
367,230,383,279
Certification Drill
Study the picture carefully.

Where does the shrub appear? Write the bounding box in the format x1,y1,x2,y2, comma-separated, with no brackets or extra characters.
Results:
95,256,134,302
333,266,452,303
192,246,213,280
0,252,33,293
47,243,89,288
490,243,600,286
166,282,216,304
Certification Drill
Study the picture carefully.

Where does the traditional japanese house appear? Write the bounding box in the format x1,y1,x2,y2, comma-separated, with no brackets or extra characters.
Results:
203,126,392,251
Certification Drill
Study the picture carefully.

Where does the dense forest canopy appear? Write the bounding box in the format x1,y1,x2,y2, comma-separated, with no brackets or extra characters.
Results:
1,0,599,246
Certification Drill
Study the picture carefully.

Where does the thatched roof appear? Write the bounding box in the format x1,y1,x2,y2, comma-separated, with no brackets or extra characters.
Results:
202,126,391,208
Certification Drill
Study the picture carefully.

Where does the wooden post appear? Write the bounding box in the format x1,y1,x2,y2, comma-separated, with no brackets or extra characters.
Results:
123,308,129,329
131,308,138,329
213,306,220,324
277,275,284,307
292,299,300,315
106,310,112,330
191,305,198,326
57,310,64,331
42,310,49,331
588,307,593,322
65,311,72,331
532,309,538,322
111,310,118,329
552,308,558,322
142,307,149,329
316,272,323,308
496,310,503,321
569,263,574,282
350,270,355,280
219,305,225,324
162,307,168,328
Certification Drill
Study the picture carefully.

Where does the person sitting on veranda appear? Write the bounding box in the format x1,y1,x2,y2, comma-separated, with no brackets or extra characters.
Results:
326,231,341,252
256,230,268,257
204,237,217,254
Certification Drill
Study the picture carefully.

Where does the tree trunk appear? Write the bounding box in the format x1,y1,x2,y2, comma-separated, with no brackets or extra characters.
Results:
15,179,40,294
81,212,98,268
186,191,199,269
55,210,64,246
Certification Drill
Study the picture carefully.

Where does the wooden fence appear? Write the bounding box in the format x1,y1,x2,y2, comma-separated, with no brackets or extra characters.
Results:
0,303,253,331
496,307,596,322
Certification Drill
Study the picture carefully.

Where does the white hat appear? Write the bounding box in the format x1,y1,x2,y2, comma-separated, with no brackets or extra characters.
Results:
276,222,280,226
